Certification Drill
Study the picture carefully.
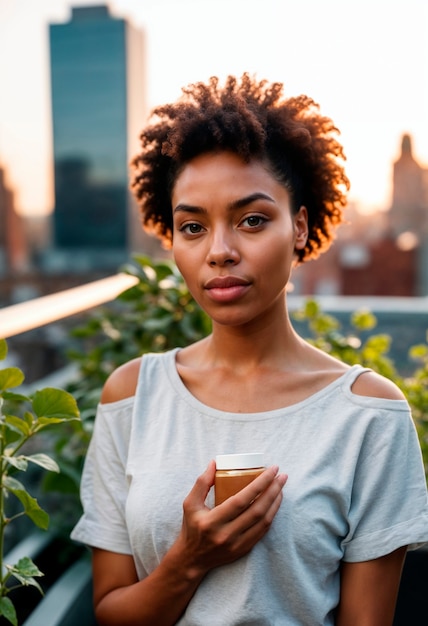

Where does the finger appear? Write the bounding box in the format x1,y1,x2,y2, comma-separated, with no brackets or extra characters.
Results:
218,471,287,540
207,475,286,563
184,460,216,511
217,466,284,520
229,474,287,547
235,487,284,552
236,471,287,524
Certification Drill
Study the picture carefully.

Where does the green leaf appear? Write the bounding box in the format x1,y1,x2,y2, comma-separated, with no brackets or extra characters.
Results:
304,299,320,318
409,344,428,360
3,476,49,529
0,368,25,392
3,455,28,471
4,414,31,436
24,411,34,427
0,339,8,361
10,556,43,578
351,309,377,330
0,597,17,626
363,334,391,355
24,453,59,473
31,388,80,420
37,417,75,426
1,390,30,403
6,557,44,594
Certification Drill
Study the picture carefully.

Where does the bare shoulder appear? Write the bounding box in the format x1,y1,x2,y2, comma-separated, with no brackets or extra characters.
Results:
351,369,406,401
100,357,142,404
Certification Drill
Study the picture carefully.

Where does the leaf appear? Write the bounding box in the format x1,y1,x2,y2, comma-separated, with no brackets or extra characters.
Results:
3,476,49,529
1,390,30,403
0,368,25,392
363,334,391,356
4,414,31,436
409,344,428,360
6,557,44,596
37,417,76,426
0,597,17,626
31,388,80,421
24,453,59,473
351,309,377,330
24,411,35,427
3,455,28,471
304,299,320,318
9,556,43,578
0,339,7,361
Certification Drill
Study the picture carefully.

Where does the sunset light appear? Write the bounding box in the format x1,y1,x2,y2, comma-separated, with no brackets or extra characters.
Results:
0,0,427,218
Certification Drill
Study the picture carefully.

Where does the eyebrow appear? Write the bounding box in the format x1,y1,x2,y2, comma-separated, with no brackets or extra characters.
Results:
173,192,276,215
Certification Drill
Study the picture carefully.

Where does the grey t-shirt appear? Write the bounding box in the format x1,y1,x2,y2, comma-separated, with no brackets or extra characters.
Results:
71,349,428,625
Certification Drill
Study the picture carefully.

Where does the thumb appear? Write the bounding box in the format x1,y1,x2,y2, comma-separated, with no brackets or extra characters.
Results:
186,460,216,508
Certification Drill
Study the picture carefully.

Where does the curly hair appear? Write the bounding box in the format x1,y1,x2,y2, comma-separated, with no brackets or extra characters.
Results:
130,73,350,262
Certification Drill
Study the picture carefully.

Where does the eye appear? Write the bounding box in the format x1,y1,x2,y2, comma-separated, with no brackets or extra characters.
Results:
179,222,205,235
240,215,267,229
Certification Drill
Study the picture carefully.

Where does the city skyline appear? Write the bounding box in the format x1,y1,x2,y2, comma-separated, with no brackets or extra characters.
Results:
0,0,427,217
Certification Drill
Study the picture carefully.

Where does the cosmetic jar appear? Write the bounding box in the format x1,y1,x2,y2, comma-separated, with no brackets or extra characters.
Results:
215,452,265,506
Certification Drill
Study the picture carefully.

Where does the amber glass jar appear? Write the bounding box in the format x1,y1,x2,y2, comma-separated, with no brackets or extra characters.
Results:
214,453,265,506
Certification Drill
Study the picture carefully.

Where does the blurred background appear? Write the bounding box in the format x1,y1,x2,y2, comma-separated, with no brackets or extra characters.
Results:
0,0,427,378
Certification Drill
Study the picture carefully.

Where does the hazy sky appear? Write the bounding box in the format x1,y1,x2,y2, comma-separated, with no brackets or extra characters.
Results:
0,0,427,216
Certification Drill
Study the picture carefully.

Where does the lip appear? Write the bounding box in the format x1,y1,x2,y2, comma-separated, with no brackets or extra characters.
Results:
204,276,250,289
204,275,251,303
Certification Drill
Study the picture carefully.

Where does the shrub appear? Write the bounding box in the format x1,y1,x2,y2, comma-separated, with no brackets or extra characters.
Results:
0,338,80,626
59,256,427,522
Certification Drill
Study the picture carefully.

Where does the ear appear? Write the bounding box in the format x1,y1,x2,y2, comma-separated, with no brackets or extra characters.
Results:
294,206,308,250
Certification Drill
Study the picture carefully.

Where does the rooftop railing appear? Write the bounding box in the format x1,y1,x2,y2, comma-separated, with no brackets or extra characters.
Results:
2,271,427,340
0,272,139,339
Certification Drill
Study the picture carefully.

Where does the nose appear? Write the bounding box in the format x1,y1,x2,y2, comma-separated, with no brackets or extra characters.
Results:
206,228,240,267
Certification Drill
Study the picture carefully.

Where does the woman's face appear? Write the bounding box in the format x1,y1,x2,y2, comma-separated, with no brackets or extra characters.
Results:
171,151,308,328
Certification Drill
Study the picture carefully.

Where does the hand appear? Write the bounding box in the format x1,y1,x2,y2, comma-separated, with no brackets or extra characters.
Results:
176,460,287,577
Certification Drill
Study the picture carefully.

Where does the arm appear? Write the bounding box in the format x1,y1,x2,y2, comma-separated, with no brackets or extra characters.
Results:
93,460,287,626
336,547,407,626
336,371,409,624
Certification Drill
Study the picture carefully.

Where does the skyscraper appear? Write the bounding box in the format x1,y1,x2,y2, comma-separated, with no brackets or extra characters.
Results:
49,5,148,270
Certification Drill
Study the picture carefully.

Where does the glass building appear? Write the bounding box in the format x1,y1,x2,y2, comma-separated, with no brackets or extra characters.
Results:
49,5,147,270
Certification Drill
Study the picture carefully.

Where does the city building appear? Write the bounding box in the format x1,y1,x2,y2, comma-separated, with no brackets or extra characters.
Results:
48,4,158,272
389,134,428,295
0,167,28,279
293,134,428,297
390,134,428,236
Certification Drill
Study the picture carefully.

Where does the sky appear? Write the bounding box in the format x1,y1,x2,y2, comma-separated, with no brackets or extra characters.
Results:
0,0,427,217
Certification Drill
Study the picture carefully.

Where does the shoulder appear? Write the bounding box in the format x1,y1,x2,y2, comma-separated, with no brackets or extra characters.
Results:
100,357,142,404
351,369,406,401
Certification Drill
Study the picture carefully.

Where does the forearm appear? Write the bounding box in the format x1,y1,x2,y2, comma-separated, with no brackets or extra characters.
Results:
93,464,286,625
94,541,206,626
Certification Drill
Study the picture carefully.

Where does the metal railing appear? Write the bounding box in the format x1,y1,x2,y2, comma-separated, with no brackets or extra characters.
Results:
0,272,139,339
2,273,427,341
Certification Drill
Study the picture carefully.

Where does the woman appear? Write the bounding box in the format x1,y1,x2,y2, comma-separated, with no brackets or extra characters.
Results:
71,74,428,625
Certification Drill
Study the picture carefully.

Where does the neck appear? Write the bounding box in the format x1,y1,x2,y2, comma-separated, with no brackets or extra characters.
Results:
203,298,304,372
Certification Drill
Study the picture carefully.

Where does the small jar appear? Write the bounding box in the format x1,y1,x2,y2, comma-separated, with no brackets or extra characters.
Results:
214,453,265,506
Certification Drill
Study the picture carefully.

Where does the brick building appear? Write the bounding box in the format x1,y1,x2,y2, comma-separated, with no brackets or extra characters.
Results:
0,167,28,276
293,134,428,297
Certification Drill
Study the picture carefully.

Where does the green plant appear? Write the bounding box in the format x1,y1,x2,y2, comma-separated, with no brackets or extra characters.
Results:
292,299,428,474
66,255,211,423
43,255,211,530
0,338,80,626
57,257,427,525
